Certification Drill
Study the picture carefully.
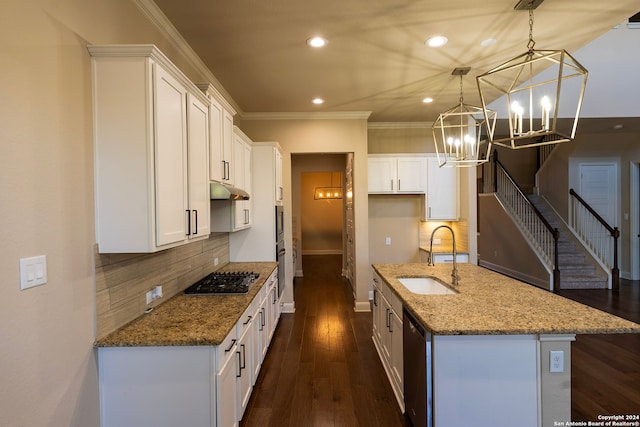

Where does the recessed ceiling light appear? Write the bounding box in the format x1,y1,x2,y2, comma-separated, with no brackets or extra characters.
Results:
306,36,327,48
312,98,324,105
422,97,434,104
426,36,448,48
481,38,497,47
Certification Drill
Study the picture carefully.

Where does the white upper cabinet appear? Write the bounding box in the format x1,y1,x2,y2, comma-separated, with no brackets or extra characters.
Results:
186,93,211,238
368,155,427,194
424,156,459,220
211,127,253,232
197,84,237,185
89,45,211,253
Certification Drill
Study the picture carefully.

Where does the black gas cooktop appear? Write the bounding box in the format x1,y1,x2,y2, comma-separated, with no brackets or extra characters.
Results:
183,271,259,295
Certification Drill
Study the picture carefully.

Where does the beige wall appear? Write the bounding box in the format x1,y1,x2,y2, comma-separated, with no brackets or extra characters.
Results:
369,195,422,264
478,195,550,288
0,1,221,425
239,117,370,307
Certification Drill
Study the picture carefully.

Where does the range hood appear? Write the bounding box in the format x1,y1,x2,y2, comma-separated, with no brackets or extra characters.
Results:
210,182,250,200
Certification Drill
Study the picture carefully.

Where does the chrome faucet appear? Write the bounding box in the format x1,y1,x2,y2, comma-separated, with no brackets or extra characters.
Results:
428,225,460,286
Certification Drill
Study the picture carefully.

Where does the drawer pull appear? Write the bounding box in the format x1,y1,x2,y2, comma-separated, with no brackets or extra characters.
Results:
224,339,237,353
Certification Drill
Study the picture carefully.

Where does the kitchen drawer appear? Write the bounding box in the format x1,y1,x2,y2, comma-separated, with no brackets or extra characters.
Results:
215,328,237,372
374,272,402,316
237,300,254,337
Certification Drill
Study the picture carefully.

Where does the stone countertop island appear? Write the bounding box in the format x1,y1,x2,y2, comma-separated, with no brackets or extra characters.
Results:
372,262,639,336
371,262,640,427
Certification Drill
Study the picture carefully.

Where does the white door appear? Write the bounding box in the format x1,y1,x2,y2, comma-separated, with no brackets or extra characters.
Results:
579,163,617,226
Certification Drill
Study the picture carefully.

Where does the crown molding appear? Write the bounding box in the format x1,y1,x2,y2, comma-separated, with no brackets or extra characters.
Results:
133,0,241,114
367,122,434,129
241,111,372,121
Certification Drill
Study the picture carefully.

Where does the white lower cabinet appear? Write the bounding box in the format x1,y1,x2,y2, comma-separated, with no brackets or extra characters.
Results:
98,268,280,427
371,271,404,411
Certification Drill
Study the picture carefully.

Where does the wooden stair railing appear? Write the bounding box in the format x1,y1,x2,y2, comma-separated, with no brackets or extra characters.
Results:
569,188,620,291
491,152,561,290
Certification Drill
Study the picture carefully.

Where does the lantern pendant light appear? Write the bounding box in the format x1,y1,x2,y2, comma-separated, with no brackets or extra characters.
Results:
432,67,496,168
476,0,588,149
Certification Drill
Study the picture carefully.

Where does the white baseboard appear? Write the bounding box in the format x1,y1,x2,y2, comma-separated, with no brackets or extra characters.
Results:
354,300,371,312
281,301,295,313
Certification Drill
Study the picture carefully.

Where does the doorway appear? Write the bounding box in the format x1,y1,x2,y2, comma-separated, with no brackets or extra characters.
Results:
291,153,349,278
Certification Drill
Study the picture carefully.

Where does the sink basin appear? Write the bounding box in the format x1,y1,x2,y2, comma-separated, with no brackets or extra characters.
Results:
398,277,456,295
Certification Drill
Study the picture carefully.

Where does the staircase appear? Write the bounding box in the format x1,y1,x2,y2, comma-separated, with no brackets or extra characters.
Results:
528,195,608,289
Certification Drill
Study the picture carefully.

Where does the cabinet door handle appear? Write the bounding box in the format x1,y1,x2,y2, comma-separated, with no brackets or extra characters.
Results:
262,307,266,327
385,308,390,328
193,210,198,235
243,315,252,326
224,338,237,353
186,209,191,236
373,289,378,307
259,310,264,331
398,179,401,191
241,344,246,370
391,180,394,191
388,311,393,332
236,351,242,377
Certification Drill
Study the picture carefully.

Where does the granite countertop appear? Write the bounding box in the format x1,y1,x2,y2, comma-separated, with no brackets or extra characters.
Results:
95,262,278,347
372,263,640,336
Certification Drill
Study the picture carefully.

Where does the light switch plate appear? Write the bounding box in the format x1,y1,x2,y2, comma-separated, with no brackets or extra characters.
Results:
20,255,47,290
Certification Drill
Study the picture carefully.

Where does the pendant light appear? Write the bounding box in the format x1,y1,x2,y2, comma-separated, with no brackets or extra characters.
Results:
314,172,343,200
476,0,588,149
432,67,496,167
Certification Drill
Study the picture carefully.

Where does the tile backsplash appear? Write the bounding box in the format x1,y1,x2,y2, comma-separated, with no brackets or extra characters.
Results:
95,233,229,339
419,220,469,252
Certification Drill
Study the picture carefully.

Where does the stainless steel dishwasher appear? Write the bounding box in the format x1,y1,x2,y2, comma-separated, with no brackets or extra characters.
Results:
403,308,432,427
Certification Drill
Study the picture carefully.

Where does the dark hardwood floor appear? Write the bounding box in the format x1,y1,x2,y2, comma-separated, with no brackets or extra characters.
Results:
241,255,409,427
556,281,640,421
242,255,640,426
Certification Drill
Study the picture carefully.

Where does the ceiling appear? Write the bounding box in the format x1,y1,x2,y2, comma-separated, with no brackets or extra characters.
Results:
153,0,639,123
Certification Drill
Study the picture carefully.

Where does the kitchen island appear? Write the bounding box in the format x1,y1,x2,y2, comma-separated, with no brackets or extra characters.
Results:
372,262,639,427
95,262,279,427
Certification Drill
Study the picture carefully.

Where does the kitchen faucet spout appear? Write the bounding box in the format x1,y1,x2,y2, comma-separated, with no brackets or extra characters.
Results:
428,225,460,286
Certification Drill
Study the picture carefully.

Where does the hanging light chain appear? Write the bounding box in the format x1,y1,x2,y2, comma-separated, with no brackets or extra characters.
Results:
459,74,464,104
527,3,536,52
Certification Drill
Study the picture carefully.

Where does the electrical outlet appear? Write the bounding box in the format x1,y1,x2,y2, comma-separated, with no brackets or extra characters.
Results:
432,238,441,244
214,257,219,266
550,350,564,373
145,289,154,304
385,237,391,246
146,286,163,304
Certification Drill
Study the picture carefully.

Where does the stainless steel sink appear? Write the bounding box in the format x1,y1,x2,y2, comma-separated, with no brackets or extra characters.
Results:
398,277,457,295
